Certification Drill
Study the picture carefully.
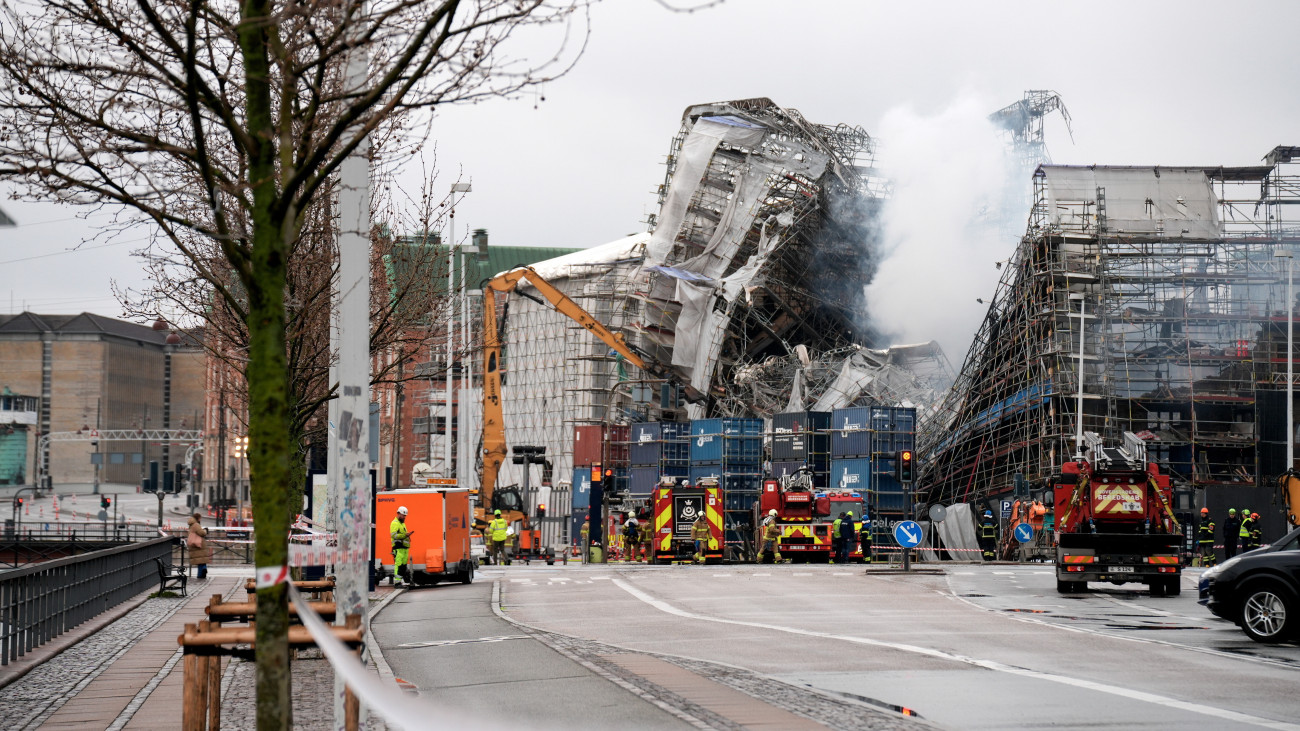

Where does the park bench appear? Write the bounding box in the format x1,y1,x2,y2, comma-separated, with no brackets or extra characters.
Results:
155,557,188,597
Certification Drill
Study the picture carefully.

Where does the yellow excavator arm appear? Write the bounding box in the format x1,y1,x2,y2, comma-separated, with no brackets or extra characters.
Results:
479,267,655,512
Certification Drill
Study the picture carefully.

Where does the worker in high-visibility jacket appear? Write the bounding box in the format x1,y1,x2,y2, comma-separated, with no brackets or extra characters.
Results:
1242,512,1262,551
690,515,711,563
390,506,414,587
979,510,998,561
488,509,511,565
760,508,780,564
830,513,844,564
1196,507,1216,567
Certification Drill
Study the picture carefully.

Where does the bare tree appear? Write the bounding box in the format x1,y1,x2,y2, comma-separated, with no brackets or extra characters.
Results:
0,1,586,726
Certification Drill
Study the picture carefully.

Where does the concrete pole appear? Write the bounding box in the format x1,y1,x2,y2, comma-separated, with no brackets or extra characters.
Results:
333,22,373,731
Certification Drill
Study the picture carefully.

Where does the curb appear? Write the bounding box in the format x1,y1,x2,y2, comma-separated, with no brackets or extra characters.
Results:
365,587,404,686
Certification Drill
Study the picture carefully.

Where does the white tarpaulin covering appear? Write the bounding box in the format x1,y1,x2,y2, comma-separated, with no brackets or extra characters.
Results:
1042,166,1220,239
935,503,980,561
645,117,766,265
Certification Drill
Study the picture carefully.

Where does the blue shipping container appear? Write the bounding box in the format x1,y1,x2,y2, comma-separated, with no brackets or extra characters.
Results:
630,423,661,465
629,466,659,497
874,490,907,513
829,457,871,492
571,467,592,511
690,418,763,464
831,406,873,457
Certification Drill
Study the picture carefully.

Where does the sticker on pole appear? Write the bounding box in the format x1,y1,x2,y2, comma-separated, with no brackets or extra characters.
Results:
255,565,289,588
1013,523,1034,544
893,520,922,548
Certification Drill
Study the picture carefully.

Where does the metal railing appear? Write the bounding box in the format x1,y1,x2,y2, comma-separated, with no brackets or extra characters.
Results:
0,537,176,665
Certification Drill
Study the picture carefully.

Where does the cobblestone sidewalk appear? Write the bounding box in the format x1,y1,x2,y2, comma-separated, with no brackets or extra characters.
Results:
0,579,214,731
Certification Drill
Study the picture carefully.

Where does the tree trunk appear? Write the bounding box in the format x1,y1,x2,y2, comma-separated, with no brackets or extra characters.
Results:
239,1,293,728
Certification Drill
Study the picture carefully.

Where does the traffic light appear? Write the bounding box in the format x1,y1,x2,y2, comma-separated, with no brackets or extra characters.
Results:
101,496,111,510
897,450,915,483
537,503,546,520
12,496,22,510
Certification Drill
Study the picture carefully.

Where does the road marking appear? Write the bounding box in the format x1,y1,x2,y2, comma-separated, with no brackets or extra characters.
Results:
712,573,733,577
613,579,1300,731
397,635,529,649
792,572,813,576
833,572,852,576
992,571,1015,575
753,573,771,576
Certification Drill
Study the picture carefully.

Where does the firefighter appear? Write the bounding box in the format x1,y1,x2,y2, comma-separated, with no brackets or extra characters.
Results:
641,517,656,561
390,506,413,586
1196,507,1216,567
838,511,856,564
691,514,711,563
858,518,873,564
488,509,510,565
761,509,780,564
1238,510,1257,552
1222,508,1240,559
830,512,844,564
979,509,997,561
623,516,641,561
1246,512,1262,551
579,519,590,563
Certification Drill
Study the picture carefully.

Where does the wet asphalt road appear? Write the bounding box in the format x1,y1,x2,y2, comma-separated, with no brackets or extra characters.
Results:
484,562,1300,731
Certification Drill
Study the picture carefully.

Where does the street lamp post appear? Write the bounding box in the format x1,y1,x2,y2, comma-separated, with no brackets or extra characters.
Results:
1276,250,1294,470
447,182,471,481
1070,292,1088,458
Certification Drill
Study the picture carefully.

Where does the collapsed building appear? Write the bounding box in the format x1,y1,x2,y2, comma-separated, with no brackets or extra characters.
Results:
918,148,1300,539
469,98,943,494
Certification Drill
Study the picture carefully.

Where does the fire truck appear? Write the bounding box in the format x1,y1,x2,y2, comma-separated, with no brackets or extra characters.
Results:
757,466,866,563
651,476,724,564
1053,432,1183,595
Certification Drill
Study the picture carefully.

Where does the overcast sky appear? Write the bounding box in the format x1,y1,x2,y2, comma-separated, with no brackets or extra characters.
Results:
2,0,1297,357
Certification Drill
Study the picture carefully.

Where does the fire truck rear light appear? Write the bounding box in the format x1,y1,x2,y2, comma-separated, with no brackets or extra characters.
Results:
1066,565,1085,572
1157,566,1177,573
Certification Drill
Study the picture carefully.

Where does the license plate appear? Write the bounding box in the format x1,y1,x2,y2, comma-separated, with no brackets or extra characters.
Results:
1108,566,1135,573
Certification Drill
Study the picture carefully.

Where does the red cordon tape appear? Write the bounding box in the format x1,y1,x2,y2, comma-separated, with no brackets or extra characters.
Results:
255,565,289,589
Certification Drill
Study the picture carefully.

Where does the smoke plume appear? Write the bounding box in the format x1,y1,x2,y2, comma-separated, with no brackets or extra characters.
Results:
863,94,1024,366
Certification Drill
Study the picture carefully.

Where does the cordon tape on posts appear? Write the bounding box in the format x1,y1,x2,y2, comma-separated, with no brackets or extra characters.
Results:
289,584,484,731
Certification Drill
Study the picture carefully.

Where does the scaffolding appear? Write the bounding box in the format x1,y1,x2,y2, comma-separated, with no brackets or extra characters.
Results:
489,99,948,493
919,149,1300,512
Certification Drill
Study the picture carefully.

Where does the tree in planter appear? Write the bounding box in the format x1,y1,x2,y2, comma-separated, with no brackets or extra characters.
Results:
0,1,585,726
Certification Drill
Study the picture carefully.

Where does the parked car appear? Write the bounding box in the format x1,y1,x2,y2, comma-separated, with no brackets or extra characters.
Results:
1199,526,1300,643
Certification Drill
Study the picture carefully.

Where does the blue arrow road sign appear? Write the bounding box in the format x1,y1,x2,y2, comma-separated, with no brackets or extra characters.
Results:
893,520,922,548
1014,523,1034,544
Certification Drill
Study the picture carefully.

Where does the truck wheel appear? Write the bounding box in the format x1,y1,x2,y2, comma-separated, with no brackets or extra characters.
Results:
1150,581,1167,597
1165,577,1182,596
1239,582,1296,643
1056,578,1081,593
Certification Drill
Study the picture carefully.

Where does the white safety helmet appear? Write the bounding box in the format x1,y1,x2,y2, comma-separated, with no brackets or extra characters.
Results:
397,506,408,516
768,509,777,516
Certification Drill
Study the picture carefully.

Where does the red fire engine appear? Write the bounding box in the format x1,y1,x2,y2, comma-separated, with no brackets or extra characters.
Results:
651,476,724,564
1054,432,1182,595
757,467,865,563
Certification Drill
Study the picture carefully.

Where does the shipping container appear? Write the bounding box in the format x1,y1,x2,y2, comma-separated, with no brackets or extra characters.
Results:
829,457,871,492
771,459,829,488
629,466,660,498
873,490,907,513
573,424,630,466
772,411,831,461
831,406,873,458
571,467,592,511
690,418,763,464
